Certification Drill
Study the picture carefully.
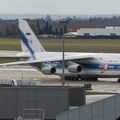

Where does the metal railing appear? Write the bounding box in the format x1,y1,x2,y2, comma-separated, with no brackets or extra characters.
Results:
22,109,45,120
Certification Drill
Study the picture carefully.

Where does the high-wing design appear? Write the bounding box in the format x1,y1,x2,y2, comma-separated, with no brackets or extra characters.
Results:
1,20,120,81
0,50,30,59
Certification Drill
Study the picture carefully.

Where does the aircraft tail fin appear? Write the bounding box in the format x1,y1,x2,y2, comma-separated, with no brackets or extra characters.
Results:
18,20,45,59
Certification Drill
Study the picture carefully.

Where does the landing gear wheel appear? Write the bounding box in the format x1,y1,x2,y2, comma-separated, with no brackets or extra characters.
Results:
64,76,79,81
80,77,98,81
117,78,120,82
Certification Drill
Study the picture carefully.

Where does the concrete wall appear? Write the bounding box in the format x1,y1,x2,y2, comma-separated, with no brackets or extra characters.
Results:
56,94,120,120
0,86,85,120
69,87,85,106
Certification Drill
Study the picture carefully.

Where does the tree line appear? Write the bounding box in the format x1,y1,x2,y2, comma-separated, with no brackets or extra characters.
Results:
0,16,120,38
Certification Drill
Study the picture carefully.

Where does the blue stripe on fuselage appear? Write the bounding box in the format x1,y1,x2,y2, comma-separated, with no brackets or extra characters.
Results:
52,62,120,71
81,63,120,71
19,29,36,59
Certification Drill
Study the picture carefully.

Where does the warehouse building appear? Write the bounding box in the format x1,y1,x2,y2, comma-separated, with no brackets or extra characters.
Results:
76,27,120,38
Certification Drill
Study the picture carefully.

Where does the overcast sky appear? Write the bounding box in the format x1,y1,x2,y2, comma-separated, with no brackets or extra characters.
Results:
0,0,120,15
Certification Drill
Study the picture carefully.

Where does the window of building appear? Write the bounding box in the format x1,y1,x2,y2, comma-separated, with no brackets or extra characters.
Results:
110,33,116,36
84,33,90,36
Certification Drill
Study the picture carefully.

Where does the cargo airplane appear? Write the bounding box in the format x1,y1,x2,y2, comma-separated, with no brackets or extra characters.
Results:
1,20,120,81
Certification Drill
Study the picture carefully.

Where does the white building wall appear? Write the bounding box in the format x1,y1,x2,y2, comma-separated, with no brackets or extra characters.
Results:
77,28,120,36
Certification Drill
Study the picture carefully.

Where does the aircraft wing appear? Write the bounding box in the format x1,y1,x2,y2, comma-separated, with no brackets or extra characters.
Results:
0,55,30,59
0,54,96,66
0,51,30,59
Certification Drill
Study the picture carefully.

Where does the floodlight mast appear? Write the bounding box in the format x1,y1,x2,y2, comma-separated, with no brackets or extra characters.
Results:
59,19,68,87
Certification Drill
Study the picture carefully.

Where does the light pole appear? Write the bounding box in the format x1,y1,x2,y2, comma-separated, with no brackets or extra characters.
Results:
59,19,68,87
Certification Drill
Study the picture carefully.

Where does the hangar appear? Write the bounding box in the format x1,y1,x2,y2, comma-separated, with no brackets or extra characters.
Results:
77,27,120,38
64,27,120,38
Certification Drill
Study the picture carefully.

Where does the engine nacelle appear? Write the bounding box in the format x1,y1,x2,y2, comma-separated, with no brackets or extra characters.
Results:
41,66,56,75
67,64,82,73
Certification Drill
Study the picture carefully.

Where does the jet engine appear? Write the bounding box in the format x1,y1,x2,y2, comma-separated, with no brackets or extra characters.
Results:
67,64,82,73
41,66,56,75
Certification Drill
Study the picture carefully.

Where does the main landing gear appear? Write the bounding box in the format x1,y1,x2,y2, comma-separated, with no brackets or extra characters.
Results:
64,76,98,81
